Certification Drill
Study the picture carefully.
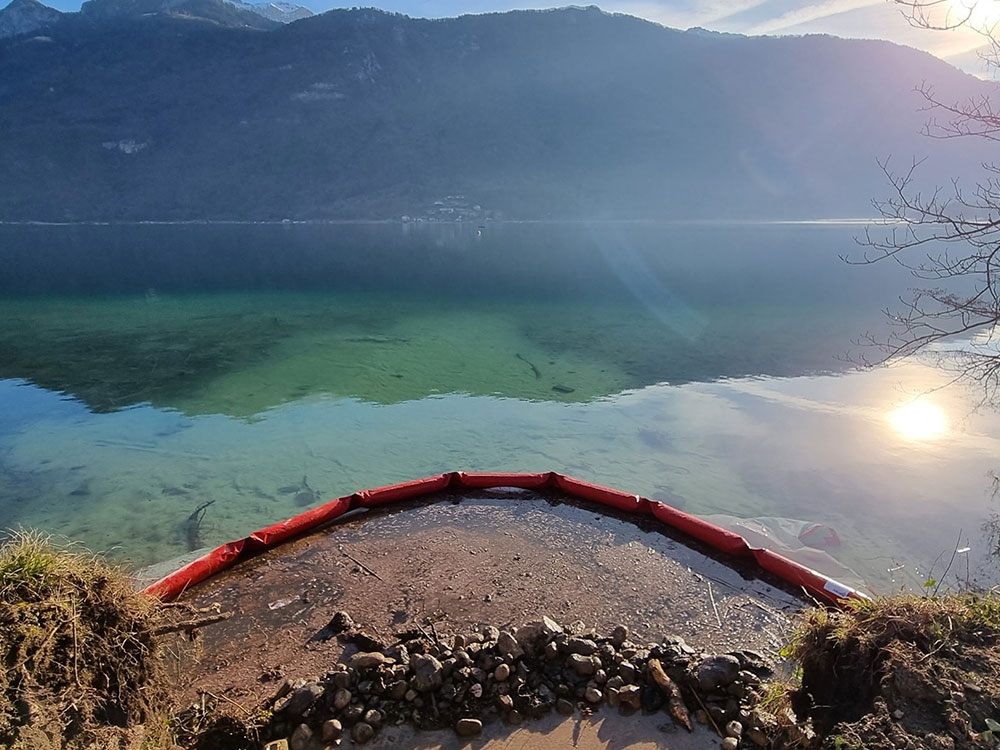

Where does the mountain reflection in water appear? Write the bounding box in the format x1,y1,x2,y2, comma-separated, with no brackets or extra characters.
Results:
1,222,998,595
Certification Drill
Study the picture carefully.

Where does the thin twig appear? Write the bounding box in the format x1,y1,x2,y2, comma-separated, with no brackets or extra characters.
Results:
932,529,964,597
707,581,722,628
691,687,725,738
338,546,384,581
427,617,444,647
200,689,254,717
413,620,435,643
71,599,81,688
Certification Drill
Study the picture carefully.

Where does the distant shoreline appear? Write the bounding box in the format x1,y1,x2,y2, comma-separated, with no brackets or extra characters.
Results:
0,217,886,227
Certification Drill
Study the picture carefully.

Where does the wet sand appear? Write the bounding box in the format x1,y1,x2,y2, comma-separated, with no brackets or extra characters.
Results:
169,489,805,747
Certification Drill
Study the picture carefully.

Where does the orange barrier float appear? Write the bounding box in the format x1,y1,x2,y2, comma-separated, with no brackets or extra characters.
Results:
142,471,868,606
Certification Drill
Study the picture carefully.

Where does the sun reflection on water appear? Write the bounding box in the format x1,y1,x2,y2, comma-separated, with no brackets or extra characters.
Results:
890,400,948,441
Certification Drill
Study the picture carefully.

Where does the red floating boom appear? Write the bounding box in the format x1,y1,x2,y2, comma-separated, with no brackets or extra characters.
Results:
142,471,867,606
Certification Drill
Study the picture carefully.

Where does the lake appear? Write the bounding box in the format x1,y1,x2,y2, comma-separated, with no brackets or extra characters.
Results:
2,221,998,592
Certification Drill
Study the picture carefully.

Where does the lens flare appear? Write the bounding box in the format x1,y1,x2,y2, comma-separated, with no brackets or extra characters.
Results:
890,401,948,440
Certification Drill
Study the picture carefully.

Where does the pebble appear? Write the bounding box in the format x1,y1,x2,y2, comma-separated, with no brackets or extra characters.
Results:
276,683,323,716
611,625,629,647
556,698,575,715
721,738,739,750
515,617,562,651
726,720,743,738
567,654,597,676
342,705,364,725
389,680,408,700
619,684,642,710
410,654,444,692
618,662,637,682
584,687,603,704
497,631,524,659
321,719,342,742
349,652,388,670
327,611,355,634
289,724,312,750
332,688,352,711
328,670,351,690
351,722,375,744
455,718,483,736
494,663,511,682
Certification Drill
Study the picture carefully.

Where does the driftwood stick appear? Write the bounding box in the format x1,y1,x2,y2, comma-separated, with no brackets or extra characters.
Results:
648,658,692,731
152,610,232,636
339,546,384,581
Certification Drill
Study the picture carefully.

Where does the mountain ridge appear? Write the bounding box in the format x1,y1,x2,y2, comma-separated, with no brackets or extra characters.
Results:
0,4,992,221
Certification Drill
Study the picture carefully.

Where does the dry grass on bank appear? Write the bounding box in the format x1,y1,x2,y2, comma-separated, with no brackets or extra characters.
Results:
767,594,1000,749
0,530,169,750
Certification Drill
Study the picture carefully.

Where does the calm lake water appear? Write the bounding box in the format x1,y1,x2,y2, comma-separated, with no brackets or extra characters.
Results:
2,221,999,592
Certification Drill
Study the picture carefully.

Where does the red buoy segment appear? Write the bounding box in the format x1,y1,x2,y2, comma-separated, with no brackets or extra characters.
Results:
142,471,867,606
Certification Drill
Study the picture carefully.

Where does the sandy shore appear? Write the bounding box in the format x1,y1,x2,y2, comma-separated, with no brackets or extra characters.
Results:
169,489,804,748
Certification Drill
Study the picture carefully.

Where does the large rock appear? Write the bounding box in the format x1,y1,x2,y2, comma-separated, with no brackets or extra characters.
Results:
515,616,563,651
565,637,597,656
411,653,444,692
695,654,741,691
275,682,324,716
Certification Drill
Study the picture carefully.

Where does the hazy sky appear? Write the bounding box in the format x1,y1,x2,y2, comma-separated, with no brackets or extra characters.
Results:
34,0,998,73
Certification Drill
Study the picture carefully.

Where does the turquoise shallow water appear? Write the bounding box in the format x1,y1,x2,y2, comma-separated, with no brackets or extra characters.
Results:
2,222,998,591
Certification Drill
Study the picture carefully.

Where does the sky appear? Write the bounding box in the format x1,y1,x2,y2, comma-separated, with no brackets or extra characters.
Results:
34,0,1000,74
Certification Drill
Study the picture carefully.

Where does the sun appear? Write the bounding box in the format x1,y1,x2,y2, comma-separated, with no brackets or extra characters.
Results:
890,400,948,441
948,0,1000,31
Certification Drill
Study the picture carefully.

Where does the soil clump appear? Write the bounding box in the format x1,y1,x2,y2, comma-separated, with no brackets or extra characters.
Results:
776,595,1000,749
0,531,167,750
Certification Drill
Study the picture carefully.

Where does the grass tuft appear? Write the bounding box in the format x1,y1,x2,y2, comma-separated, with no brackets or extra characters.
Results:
0,529,168,750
